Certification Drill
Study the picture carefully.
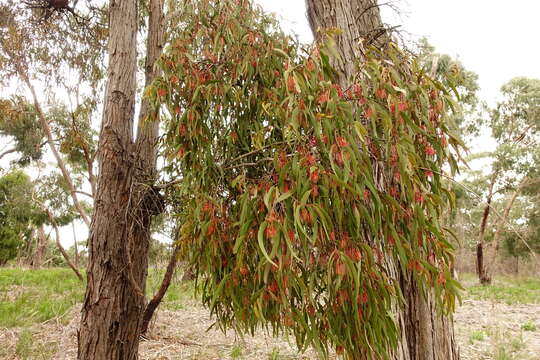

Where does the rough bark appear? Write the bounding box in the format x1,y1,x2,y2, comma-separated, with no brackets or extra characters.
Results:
77,0,142,357
77,0,165,358
305,1,459,359
306,0,389,85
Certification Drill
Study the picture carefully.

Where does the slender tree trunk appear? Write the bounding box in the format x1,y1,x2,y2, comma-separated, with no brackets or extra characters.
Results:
78,0,165,357
46,210,84,281
31,225,47,268
141,242,180,335
305,1,459,358
72,221,79,266
477,175,496,285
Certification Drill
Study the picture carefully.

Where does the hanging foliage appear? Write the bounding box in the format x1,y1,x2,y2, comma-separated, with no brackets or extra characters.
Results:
150,0,463,358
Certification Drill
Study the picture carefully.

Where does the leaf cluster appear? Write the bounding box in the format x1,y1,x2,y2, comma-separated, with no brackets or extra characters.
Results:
150,1,463,358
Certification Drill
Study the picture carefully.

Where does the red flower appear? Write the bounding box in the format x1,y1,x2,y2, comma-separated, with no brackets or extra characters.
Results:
336,136,348,148
335,261,346,276
318,90,330,104
414,191,425,203
364,106,373,119
363,189,371,202
287,75,296,92
425,146,436,156
288,230,295,242
333,84,344,98
334,151,344,166
398,102,408,111
240,267,249,276
266,223,277,239
309,169,320,183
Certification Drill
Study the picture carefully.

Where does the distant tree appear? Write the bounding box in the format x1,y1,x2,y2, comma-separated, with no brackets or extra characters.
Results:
0,97,44,165
474,77,540,284
0,170,45,265
416,38,480,137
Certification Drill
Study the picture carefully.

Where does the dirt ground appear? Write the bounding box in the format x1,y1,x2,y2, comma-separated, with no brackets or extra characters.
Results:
1,299,539,359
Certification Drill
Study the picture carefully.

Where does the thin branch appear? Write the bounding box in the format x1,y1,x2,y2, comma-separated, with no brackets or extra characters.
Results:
419,167,536,257
0,148,17,160
46,209,84,282
1,37,92,228
74,190,93,198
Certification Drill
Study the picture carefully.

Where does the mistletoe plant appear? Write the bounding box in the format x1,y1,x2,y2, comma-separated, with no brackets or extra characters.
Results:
150,0,462,358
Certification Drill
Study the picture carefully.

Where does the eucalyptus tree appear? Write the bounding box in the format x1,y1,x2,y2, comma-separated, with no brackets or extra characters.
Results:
474,77,540,284
150,0,462,358
1,1,170,357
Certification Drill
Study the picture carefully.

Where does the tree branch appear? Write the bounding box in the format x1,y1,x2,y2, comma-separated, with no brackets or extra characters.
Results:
0,148,17,160
46,209,84,282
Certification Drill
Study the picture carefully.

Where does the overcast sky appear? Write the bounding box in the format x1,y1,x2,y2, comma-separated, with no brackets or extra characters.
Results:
254,0,540,105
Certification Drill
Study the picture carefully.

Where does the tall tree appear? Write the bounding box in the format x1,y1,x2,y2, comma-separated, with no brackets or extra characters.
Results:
78,0,164,357
305,0,459,358
474,77,540,284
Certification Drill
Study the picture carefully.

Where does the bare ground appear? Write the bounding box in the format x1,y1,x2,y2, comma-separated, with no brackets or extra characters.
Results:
1,299,539,359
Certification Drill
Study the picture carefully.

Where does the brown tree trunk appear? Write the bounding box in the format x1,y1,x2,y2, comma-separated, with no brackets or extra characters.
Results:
477,175,496,285
141,242,180,335
305,1,459,358
77,0,165,357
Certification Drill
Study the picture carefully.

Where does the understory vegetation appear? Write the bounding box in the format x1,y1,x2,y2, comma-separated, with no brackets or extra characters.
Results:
1,268,538,359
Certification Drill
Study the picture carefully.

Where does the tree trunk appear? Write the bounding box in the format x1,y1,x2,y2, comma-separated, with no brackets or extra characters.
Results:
477,175,496,285
72,221,79,266
77,0,143,357
47,210,84,282
31,225,47,268
77,0,165,357
305,1,459,358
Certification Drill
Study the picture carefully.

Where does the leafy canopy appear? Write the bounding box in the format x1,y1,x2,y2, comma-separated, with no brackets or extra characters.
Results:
0,170,46,264
150,0,463,358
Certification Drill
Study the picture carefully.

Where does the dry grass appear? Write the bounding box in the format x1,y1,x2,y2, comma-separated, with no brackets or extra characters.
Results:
1,269,540,359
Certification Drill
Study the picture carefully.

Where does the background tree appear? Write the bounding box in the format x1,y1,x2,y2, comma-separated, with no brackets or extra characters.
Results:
473,77,540,284
0,170,46,265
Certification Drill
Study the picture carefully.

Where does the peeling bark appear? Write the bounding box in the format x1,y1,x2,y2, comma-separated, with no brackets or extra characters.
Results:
77,0,165,357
